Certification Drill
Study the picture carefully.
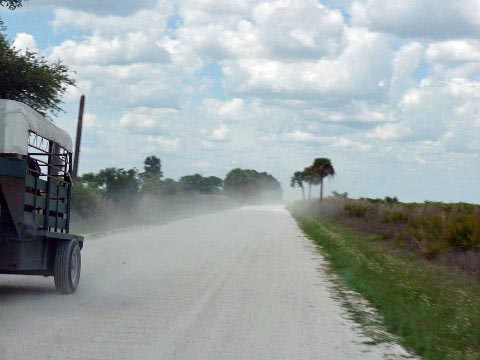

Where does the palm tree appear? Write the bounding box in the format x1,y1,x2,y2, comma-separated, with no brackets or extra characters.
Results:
311,158,335,202
302,166,318,200
290,171,306,201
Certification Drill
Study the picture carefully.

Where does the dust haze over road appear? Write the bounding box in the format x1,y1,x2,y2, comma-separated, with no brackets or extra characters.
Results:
0,205,410,359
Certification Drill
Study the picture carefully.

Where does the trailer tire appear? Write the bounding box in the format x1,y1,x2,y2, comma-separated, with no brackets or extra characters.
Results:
54,239,81,294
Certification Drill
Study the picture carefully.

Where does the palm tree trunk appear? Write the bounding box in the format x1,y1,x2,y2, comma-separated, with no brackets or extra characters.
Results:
308,183,311,200
301,187,305,202
320,178,324,202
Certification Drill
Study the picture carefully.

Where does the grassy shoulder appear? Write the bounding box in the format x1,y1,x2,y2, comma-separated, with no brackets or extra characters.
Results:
290,208,480,360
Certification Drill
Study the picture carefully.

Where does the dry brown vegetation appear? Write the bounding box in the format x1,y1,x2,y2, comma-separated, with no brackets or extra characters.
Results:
300,198,480,277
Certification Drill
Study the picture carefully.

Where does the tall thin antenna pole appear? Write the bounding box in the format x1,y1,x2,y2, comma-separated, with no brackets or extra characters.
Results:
72,95,85,180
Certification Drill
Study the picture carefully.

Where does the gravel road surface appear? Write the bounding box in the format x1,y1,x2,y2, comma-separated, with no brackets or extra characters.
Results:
0,205,411,359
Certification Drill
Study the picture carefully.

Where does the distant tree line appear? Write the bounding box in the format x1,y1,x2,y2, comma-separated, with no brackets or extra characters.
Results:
359,196,399,205
291,157,335,202
224,168,282,201
73,157,282,219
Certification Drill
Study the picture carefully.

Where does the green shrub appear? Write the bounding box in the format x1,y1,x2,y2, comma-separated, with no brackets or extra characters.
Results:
383,210,409,223
404,212,448,256
445,214,480,250
71,185,104,220
384,196,399,205
340,200,480,254
302,199,480,255
359,197,384,204
359,196,399,204
344,202,372,218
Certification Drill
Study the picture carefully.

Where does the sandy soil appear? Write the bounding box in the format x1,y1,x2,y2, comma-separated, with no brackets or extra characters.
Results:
0,205,411,359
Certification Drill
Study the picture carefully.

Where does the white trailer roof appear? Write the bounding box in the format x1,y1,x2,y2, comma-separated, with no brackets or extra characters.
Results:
0,99,73,155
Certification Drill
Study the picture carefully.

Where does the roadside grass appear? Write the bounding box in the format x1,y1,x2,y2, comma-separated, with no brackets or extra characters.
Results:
291,211,480,360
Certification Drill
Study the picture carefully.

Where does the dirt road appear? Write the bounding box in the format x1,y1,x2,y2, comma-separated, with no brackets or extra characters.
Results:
0,205,410,359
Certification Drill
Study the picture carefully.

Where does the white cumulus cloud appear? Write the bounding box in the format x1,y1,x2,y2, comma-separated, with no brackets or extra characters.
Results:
12,32,38,53
11,0,480,201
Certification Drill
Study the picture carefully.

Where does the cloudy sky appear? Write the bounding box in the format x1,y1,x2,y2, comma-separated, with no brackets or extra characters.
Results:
3,0,480,202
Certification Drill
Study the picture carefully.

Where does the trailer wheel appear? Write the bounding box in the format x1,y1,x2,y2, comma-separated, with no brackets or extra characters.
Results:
54,239,81,294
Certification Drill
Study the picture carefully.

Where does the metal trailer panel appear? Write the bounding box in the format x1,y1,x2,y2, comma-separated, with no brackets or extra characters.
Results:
0,156,82,275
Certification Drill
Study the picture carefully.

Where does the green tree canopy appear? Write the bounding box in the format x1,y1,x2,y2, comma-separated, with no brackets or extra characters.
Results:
80,172,106,191
79,168,139,207
291,171,305,189
311,158,335,179
178,174,203,193
291,171,306,201
140,155,163,195
224,168,282,202
0,29,75,116
98,168,139,202
160,178,178,196
301,166,318,200
310,157,335,201
178,174,223,194
143,156,163,178
0,0,25,10
200,176,223,194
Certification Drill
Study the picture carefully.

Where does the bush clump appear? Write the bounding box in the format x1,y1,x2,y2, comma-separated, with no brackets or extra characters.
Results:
344,202,372,218
297,198,480,265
